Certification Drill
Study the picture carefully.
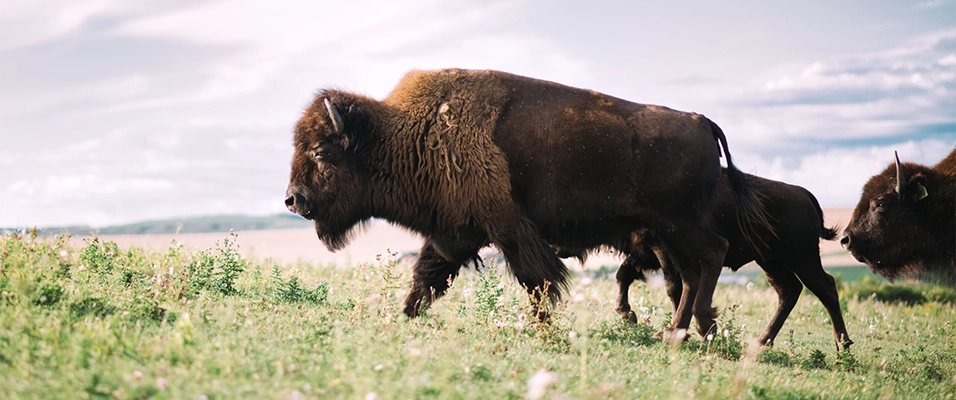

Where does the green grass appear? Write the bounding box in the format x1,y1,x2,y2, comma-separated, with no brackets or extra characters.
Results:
2,231,955,399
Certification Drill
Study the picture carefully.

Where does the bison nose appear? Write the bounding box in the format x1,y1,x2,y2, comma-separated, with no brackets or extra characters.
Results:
285,193,300,214
840,235,850,249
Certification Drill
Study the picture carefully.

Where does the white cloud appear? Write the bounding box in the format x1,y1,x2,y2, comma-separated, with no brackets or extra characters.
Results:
737,138,955,207
0,0,120,50
709,30,956,151
915,0,949,10
2,1,954,227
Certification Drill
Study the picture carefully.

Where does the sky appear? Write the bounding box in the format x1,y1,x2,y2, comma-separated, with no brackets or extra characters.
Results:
1,0,954,228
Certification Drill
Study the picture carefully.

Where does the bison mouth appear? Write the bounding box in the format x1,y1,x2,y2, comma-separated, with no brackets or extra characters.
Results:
847,249,868,264
846,244,924,282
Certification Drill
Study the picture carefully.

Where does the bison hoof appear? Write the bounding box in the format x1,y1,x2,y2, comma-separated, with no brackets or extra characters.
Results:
661,328,690,344
532,307,551,323
617,310,637,324
840,337,854,351
403,301,425,318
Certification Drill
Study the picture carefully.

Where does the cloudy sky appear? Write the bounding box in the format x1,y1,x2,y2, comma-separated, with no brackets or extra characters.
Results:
1,0,954,228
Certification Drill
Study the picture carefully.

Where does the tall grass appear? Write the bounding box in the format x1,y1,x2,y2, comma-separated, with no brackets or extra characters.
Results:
1,231,954,399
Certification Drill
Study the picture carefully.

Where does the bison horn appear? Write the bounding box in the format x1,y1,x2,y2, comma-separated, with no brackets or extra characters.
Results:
324,98,344,135
894,151,906,195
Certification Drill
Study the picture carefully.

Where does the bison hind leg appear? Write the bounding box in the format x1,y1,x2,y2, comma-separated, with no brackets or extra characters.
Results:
789,257,853,351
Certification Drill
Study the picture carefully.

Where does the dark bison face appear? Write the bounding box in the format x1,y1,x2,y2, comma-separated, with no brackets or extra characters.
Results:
285,95,371,251
842,153,932,280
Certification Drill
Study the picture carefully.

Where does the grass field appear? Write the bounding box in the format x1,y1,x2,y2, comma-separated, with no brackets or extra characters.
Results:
2,231,954,399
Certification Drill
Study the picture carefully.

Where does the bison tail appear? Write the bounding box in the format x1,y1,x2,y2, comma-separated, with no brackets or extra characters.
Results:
709,119,777,251
805,187,840,241
820,226,840,241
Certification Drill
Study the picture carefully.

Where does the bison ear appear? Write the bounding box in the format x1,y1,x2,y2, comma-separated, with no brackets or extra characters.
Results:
345,103,372,151
906,174,929,202
324,95,370,152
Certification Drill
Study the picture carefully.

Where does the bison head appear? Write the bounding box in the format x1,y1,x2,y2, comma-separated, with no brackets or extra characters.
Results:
285,92,372,251
841,152,933,280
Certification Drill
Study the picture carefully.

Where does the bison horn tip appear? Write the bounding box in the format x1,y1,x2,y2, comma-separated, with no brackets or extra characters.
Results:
324,98,344,135
894,151,907,194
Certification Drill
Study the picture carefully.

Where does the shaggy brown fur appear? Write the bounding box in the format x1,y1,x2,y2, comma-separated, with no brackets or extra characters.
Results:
285,69,773,335
578,170,853,350
842,149,956,286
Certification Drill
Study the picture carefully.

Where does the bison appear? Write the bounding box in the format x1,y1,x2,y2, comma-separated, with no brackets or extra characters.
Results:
577,170,853,350
284,69,772,338
842,149,956,285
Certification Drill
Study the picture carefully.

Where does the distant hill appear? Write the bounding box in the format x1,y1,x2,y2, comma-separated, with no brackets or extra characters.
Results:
6,214,313,236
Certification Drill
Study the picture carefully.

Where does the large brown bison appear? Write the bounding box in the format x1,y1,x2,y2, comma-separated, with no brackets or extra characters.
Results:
584,170,852,350
842,149,956,285
284,69,772,338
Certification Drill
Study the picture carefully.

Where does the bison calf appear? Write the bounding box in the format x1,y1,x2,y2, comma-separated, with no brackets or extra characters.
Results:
609,171,852,350
842,149,956,285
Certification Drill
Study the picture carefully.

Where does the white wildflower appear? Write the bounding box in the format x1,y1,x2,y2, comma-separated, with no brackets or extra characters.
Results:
365,293,382,304
408,347,422,359
526,369,558,400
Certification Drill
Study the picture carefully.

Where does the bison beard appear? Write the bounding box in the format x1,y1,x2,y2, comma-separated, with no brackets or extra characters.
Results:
842,149,956,286
285,69,773,339
561,170,852,350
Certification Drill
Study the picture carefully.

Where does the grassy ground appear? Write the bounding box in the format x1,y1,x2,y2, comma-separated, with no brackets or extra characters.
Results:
1,231,954,399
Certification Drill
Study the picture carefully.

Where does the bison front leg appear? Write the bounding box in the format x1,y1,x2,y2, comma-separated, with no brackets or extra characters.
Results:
615,257,641,323
615,251,658,323
403,242,464,318
661,230,727,341
755,260,803,347
494,216,569,321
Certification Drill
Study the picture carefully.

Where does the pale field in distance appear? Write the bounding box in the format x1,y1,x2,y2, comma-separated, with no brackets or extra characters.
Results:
70,208,861,270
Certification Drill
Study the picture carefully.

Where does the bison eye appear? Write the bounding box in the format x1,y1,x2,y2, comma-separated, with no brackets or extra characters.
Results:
312,145,332,161
873,200,885,211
